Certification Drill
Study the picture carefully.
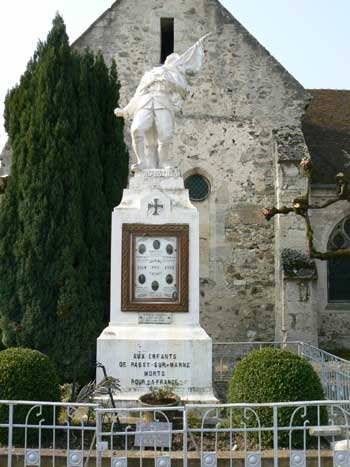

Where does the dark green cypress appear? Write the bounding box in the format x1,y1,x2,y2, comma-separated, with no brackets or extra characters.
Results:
0,15,128,382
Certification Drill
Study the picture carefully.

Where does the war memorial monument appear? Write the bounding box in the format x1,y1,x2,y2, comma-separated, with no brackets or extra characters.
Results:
97,34,217,404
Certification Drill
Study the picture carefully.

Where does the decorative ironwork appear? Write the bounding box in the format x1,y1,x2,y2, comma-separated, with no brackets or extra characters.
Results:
290,451,306,467
300,341,350,409
334,451,350,467
96,441,109,451
68,451,83,467
111,457,127,467
212,341,302,382
245,452,261,467
25,450,40,466
2,397,350,466
212,341,350,410
155,456,171,467
201,452,217,467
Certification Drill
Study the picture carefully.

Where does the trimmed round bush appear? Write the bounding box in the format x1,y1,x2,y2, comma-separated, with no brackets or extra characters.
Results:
0,348,61,446
227,348,327,448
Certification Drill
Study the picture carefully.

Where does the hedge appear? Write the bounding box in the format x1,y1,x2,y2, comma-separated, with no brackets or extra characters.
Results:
0,348,60,446
227,348,327,448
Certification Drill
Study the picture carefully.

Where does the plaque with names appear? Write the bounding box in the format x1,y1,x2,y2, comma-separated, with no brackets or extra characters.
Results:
121,224,189,312
135,236,177,301
138,313,173,324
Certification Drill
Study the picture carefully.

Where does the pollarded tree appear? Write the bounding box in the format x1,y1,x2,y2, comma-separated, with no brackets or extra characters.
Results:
0,14,128,382
262,158,350,259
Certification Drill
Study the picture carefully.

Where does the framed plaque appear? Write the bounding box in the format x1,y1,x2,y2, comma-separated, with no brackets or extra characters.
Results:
121,224,189,312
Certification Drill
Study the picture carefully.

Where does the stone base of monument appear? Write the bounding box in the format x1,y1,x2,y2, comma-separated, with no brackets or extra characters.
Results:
97,324,218,406
96,169,217,406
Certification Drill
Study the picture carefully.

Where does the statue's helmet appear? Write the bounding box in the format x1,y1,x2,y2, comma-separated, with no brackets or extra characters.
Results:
164,53,179,66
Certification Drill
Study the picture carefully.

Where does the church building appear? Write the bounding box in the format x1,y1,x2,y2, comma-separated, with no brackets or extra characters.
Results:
1,0,350,352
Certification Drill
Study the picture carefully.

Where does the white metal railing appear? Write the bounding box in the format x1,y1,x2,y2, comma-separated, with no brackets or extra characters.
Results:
212,341,302,382
0,400,98,467
212,341,350,409
94,401,350,467
1,399,350,466
2,342,350,465
299,343,350,407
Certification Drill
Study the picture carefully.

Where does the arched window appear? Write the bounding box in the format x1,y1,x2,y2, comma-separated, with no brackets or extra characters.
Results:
328,216,350,302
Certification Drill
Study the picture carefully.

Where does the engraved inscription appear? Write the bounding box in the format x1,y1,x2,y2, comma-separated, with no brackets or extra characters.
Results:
118,351,191,387
143,168,181,178
138,313,173,324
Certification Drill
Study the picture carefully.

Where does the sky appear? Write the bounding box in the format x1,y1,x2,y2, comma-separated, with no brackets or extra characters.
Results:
0,0,349,150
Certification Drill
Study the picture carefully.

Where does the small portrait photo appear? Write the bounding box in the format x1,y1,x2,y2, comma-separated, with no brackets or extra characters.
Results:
138,274,146,284
138,243,146,254
166,244,174,255
153,239,161,250
166,274,173,284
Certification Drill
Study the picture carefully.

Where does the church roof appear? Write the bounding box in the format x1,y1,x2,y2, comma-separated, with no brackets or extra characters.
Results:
302,89,350,185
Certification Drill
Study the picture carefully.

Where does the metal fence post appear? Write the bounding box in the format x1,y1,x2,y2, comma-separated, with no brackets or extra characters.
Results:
273,405,278,467
183,407,188,467
96,409,102,467
7,403,13,467
298,341,302,357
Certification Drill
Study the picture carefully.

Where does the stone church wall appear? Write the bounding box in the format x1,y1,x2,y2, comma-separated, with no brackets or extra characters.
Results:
74,0,310,342
273,127,318,345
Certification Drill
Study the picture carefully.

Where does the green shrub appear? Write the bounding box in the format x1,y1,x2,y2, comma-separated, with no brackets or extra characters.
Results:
0,348,61,446
227,348,327,448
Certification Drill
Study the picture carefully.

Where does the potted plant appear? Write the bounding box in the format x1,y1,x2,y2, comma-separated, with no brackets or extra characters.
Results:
139,386,180,406
138,386,180,422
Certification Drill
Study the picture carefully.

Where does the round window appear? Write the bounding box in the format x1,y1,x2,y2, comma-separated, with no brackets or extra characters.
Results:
184,174,211,202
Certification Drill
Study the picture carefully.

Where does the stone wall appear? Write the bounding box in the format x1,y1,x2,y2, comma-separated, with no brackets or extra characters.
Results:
273,127,318,345
74,0,307,125
74,0,310,342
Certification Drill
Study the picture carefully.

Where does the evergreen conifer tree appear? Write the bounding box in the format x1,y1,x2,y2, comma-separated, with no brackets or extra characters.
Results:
0,15,128,382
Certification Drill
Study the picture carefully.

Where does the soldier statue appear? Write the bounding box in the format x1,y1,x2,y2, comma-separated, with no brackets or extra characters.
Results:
114,34,211,172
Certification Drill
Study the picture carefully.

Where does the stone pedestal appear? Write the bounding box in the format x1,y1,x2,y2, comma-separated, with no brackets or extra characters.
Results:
97,169,217,404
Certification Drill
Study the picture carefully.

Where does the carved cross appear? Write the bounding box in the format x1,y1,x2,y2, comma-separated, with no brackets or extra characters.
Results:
148,198,164,216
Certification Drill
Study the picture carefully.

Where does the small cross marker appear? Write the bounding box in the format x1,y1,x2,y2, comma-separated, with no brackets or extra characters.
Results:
148,198,164,215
